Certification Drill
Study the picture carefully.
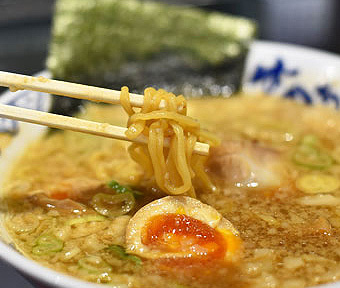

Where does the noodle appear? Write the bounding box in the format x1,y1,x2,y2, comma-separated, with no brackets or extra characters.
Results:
120,86,219,196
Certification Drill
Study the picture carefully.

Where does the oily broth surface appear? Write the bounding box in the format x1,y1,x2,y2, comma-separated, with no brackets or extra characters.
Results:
4,95,340,288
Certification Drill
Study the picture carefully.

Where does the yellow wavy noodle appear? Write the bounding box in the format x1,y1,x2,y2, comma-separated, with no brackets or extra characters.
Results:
120,86,219,196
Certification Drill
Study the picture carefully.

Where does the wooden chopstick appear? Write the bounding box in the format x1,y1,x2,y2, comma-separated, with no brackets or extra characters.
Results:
0,71,207,154
0,71,169,109
0,104,209,156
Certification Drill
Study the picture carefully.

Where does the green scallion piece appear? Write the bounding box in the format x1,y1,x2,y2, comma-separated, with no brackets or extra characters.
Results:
107,180,143,198
293,135,333,170
107,244,142,266
32,234,64,255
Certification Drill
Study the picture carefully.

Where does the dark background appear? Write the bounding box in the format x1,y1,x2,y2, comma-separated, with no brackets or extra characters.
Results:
1,0,340,76
0,0,340,287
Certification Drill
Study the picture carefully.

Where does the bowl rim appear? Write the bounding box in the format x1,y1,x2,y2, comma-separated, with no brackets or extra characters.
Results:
1,40,340,288
245,40,340,66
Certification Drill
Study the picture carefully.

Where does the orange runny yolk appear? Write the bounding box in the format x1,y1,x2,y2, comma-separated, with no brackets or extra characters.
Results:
141,213,227,260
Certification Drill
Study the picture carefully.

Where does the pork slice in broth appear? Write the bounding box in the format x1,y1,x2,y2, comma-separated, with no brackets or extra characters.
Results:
208,140,288,189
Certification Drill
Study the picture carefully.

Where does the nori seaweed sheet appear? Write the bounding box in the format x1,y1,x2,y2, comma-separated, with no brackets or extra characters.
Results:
47,0,256,114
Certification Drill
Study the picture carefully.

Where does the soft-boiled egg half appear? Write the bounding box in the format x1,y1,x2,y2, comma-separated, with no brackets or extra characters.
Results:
126,196,242,262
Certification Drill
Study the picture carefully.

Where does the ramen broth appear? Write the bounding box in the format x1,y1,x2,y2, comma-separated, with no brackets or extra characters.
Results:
4,94,340,288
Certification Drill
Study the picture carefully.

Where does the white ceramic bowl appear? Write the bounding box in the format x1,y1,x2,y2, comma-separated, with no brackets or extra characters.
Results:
1,40,340,288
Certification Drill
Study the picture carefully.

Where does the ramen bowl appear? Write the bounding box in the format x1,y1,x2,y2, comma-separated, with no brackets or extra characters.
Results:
1,40,340,288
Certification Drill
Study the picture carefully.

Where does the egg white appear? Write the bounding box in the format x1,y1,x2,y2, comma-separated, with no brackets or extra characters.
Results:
125,196,241,260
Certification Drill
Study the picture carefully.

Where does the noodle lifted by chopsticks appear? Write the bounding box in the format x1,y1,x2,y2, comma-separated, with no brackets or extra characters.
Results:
120,86,220,197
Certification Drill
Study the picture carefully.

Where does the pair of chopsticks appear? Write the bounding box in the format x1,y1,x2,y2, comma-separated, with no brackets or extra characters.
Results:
0,71,209,156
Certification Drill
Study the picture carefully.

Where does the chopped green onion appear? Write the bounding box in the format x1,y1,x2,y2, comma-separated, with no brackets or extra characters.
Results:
107,180,129,193
301,134,319,147
78,255,112,274
91,193,135,217
66,214,107,226
293,135,333,170
107,180,143,198
32,234,64,255
107,244,126,258
107,244,142,266
293,146,333,170
173,284,190,288
296,173,340,194
126,254,142,266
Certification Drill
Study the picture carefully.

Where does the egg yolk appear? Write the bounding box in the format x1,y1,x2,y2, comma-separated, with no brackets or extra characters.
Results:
142,213,227,260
